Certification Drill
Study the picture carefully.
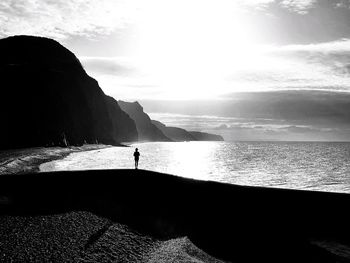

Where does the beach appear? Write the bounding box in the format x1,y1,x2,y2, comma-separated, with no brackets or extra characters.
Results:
1,169,350,262
0,144,112,175
0,146,225,262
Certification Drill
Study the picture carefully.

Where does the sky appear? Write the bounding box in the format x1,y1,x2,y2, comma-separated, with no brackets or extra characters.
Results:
1,0,350,141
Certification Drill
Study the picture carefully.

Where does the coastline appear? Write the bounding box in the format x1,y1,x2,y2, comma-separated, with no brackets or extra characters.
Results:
0,144,114,175
1,169,350,262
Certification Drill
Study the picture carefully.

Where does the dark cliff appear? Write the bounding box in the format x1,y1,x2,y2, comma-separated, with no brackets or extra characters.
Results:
189,131,224,141
118,101,171,142
151,120,195,141
105,96,138,142
0,35,135,149
152,120,224,142
152,120,195,141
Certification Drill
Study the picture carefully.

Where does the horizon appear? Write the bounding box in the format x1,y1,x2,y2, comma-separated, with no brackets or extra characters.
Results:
1,0,350,141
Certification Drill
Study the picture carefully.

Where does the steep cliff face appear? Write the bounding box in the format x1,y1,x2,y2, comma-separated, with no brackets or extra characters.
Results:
118,101,171,142
188,131,224,141
0,35,117,149
105,96,138,142
151,120,196,141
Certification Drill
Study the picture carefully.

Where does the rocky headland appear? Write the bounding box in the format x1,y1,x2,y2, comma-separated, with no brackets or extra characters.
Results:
152,120,224,142
0,35,223,151
0,35,138,149
118,101,172,142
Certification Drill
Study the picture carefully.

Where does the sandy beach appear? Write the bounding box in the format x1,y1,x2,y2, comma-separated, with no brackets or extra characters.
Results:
0,145,112,175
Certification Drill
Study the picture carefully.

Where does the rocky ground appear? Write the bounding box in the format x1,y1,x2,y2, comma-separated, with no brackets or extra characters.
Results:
2,169,350,262
0,211,225,263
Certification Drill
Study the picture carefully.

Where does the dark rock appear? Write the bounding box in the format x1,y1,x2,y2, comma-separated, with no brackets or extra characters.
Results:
188,131,224,141
0,35,121,149
152,120,196,141
118,101,171,142
152,120,225,142
105,96,138,142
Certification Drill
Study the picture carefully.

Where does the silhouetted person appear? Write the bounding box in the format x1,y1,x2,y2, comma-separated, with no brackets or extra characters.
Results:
133,148,140,169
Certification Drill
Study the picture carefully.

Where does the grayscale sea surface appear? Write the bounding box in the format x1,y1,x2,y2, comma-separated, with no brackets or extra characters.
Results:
40,141,350,193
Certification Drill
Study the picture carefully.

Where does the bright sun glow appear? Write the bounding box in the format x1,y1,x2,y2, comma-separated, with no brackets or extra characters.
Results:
90,0,350,101
131,0,264,99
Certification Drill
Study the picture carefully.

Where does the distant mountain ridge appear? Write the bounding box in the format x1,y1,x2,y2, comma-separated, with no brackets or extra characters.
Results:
0,35,137,149
188,131,224,141
152,120,224,142
151,120,196,141
118,101,171,142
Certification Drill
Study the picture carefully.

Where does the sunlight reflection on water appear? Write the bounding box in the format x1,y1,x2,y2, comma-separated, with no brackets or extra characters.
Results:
40,141,350,193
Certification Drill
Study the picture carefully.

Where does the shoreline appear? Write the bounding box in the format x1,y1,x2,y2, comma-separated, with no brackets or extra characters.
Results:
0,141,186,175
0,144,114,175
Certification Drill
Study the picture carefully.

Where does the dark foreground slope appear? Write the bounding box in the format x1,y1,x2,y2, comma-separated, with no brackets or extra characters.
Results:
1,170,350,262
118,101,171,142
0,35,137,149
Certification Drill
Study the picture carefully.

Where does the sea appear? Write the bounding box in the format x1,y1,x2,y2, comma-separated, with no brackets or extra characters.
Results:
40,141,350,193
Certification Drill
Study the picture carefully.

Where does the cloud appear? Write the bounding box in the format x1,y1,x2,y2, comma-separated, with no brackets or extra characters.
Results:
237,0,315,13
148,107,337,133
212,122,350,141
215,124,350,141
275,39,350,78
335,1,350,9
0,0,334,42
279,0,316,14
3,0,350,101
148,104,350,141
143,90,350,129
151,113,335,136
278,38,350,53
79,39,350,100
277,39,350,84
78,56,167,100
148,112,244,131
0,0,137,39
223,39,350,93
79,56,138,76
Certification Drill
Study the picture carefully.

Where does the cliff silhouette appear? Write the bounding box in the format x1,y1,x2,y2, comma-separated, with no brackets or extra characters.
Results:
118,101,171,142
152,120,224,141
189,131,224,141
0,36,137,149
0,35,224,149
105,96,138,143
